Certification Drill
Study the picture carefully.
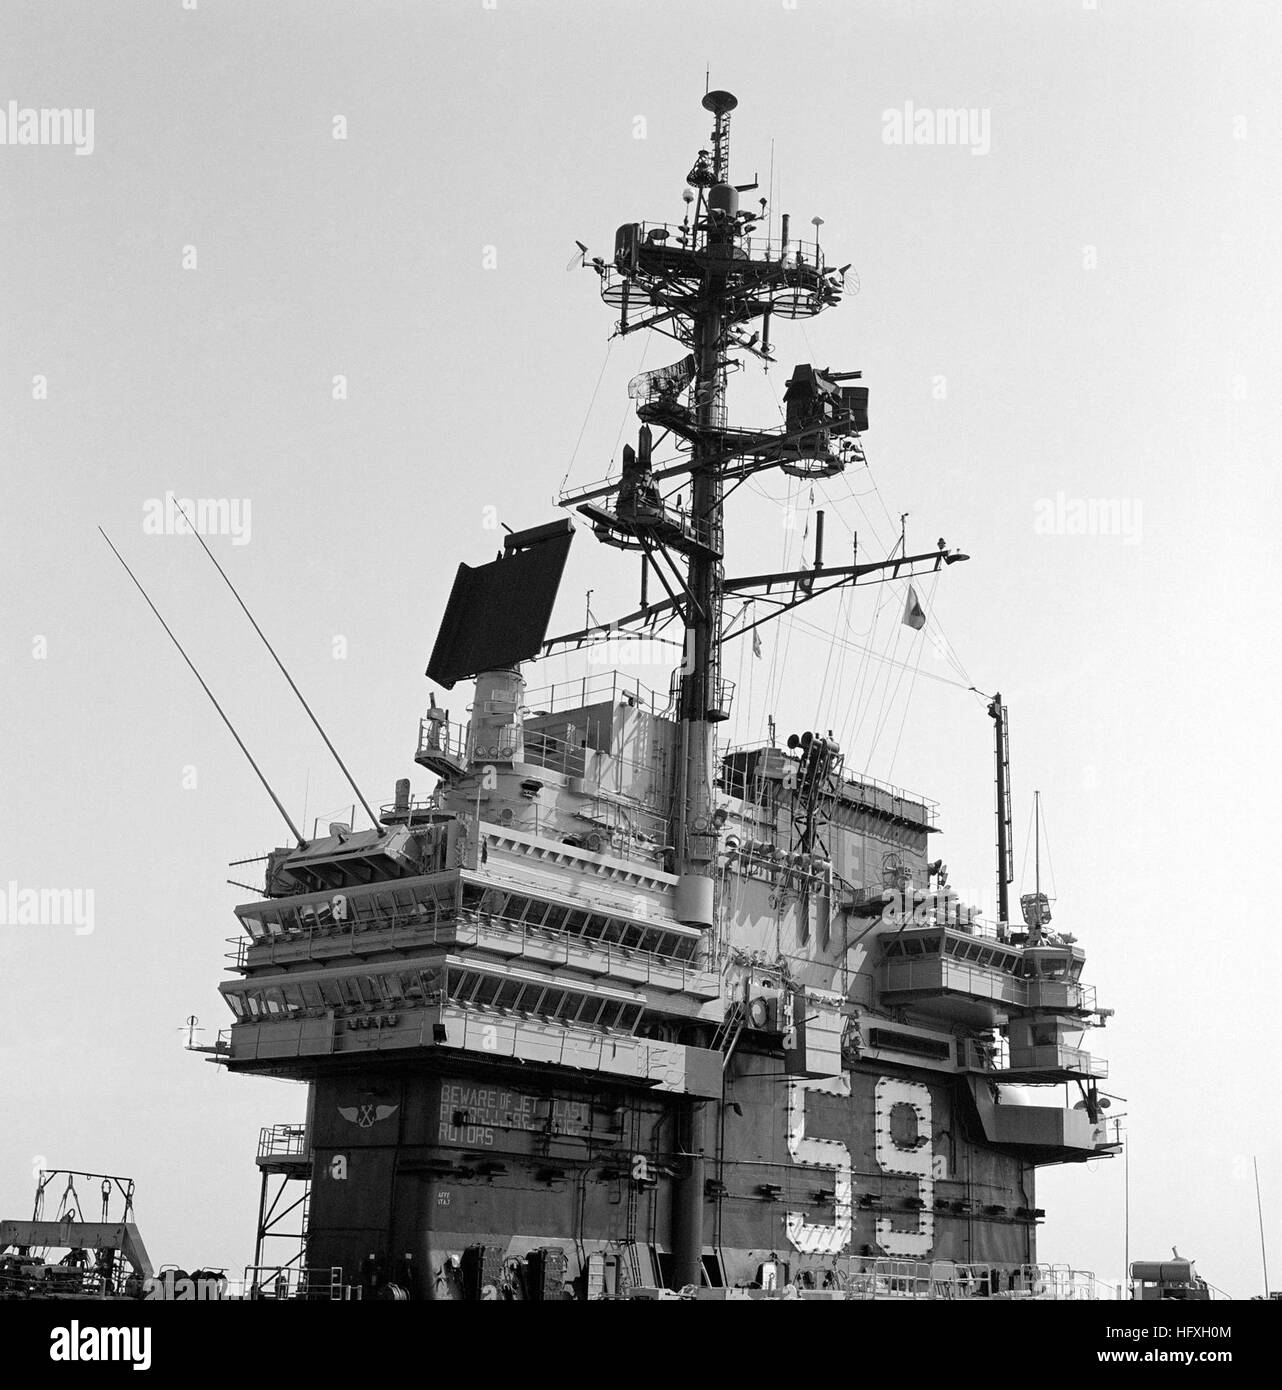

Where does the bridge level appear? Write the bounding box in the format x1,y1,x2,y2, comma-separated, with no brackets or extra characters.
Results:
877,925,1118,1166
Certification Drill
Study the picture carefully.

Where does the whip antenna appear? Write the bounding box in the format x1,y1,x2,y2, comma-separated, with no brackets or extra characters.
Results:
172,502,383,834
98,527,306,847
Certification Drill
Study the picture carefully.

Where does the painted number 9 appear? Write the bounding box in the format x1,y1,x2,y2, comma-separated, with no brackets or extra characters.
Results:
874,1076,936,1258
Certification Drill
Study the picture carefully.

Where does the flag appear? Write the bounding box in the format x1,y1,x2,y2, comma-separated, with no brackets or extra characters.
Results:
902,585,926,630
752,629,762,659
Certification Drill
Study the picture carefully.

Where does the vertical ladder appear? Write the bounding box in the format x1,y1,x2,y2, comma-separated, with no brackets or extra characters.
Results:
625,1171,639,1242
297,1184,311,1292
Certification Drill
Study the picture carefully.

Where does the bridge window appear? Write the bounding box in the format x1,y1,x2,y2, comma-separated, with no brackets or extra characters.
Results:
494,980,522,1010
471,976,501,1007
237,913,267,940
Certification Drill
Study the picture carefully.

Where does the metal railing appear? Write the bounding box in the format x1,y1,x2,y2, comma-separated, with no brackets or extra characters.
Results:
257,1124,308,1161
880,956,1028,1007
1026,978,1097,1013
228,902,462,969
835,1257,1109,1301
520,729,590,779
525,671,669,717
227,901,708,1002
608,222,830,276
378,793,446,824
464,912,711,993
416,716,470,765
721,741,938,828
243,1265,344,1301
880,947,1100,1015
514,731,672,845
961,1037,1108,1080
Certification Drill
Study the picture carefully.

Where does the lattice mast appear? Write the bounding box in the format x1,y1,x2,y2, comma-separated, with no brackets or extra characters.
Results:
562,89,970,919
679,90,735,918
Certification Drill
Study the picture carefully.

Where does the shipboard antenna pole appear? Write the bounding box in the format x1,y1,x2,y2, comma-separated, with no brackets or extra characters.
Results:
1034,788,1040,899
170,500,383,835
99,527,307,847
988,693,1013,932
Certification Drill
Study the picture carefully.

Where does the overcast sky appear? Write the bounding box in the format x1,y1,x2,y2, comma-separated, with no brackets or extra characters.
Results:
2,0,1278,1296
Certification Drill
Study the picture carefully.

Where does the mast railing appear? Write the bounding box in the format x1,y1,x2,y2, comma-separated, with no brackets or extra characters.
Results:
720,741,937,826
257,1124,309,1161
378,794,445,825
525,671,668,716
601,222,828,274
416,716,469,764
961,1036,1107,1080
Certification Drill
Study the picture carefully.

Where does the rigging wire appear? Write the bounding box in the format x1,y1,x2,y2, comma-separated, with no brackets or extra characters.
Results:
1039,802,1059,899
821,584,853,736
1017,789,1037,892
558,339,615,498
852,576,906,758
817,475,889,761
789,615,980,695
774,484,814,721
803,468,924,752
757,376,793,734
861,603,912,772
611,335,650,465
745,601,758,740
571,298,983,761
831,465,974,690
811,444,976,694
760,475,797,734
812,588,841,732
734,598,748,743
883,570,941,779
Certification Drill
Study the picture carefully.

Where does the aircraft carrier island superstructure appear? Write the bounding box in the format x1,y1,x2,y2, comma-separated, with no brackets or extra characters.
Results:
202,91,1118,1301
